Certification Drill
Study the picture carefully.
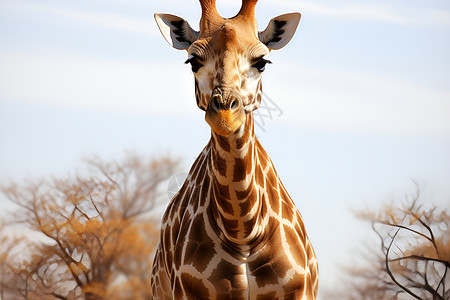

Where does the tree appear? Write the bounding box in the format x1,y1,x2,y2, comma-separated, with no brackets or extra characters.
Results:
0,153,179,300
325,187,449,300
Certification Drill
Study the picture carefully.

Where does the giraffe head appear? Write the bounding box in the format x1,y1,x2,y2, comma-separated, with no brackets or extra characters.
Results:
155,0,300,136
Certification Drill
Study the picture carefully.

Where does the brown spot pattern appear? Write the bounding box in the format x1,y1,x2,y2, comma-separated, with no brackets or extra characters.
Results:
173,277,183,298
184,215,216,272
213,151,227,177
209,260,246,299
281,201,294,222
256,292,277,300
215,181,230,199
235,180,253,200
216,134,231,152
239,191,255,216
284,225,307,266
233,157,246,182
180,273,210,299
199,172,210,207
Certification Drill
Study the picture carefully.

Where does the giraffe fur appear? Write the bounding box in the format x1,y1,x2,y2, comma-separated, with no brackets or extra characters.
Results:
152,1,318,299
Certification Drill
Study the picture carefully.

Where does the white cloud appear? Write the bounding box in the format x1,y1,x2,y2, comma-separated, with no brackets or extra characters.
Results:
46,7,158,36
263,64,450,136
269,0,450,28
0,53,195,115
1,1,159,36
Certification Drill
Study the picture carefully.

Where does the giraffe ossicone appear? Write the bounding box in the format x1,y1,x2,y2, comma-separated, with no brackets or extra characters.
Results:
152,0,318,299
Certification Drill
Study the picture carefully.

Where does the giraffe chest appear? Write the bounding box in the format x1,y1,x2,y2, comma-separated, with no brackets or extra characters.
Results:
167,206,311,299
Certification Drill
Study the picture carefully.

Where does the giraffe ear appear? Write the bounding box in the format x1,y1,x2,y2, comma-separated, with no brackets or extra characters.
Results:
154,13,199,50
259,13,301,50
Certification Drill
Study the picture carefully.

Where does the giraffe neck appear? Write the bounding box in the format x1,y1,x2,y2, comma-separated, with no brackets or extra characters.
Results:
208,113,263,248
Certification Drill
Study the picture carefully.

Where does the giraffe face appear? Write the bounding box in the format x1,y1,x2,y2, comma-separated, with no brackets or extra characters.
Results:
188,21,268,136
155,2,301,136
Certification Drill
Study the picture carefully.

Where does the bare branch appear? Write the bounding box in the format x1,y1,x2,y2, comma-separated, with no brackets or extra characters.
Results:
328,186,450,300
1,152,179,299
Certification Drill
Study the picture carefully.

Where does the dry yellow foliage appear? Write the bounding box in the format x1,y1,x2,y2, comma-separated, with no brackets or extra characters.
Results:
0,153,179,300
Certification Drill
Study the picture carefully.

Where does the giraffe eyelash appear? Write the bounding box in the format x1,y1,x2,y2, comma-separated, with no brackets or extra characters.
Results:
185,55,204,73
252,56,272,73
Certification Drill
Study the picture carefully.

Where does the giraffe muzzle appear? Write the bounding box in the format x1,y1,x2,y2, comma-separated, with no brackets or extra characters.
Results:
205,89,246,136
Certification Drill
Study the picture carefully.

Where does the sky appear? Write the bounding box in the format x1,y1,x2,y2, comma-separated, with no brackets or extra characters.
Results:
1,0,450,295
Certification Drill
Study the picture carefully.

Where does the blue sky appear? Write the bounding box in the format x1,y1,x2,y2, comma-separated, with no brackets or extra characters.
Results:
1,0,450,295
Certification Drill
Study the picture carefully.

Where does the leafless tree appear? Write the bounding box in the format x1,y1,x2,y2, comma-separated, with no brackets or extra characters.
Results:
0,153,180,300
325,186,449,300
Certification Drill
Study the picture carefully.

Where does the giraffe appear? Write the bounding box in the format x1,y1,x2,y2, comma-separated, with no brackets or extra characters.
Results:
152,0,318,299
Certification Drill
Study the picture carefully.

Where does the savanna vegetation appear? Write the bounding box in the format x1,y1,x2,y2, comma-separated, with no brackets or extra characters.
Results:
325,186,449,300
0,153,179,300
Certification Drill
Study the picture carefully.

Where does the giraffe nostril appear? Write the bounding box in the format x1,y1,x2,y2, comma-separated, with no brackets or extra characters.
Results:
212,95,221,112
230,99,238,111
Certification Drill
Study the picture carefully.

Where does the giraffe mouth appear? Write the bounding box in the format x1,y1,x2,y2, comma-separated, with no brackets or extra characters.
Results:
205,108,246,136
205,89,246,136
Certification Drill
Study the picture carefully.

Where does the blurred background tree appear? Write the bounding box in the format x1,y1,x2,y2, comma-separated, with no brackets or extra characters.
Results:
324,187,449,300
0,153,179,300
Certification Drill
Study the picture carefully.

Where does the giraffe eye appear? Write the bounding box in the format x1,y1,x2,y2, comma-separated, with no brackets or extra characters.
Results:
252,57,272,73
185,55,203,73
